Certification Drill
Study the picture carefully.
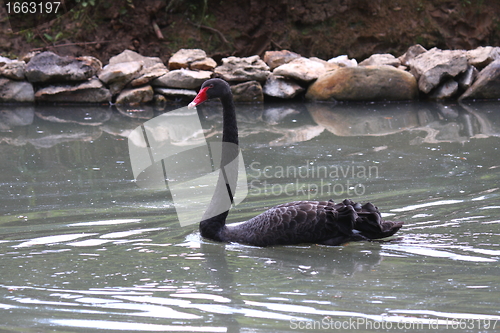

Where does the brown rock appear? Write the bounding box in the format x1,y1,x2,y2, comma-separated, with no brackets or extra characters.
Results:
190,58,217,71
231,81,263,103
168,49,207,70
306,66,418,101
263,50,301,71
115,86,154,105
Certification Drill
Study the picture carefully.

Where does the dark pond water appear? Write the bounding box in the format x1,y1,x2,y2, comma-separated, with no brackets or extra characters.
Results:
1,100,500,332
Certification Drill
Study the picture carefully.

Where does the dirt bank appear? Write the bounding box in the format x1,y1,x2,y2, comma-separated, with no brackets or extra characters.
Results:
1,0,499,64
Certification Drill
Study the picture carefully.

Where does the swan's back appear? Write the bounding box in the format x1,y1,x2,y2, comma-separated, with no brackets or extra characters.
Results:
220,199,402,246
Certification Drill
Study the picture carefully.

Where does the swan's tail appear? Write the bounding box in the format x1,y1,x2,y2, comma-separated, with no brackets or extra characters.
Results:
343,199,404,240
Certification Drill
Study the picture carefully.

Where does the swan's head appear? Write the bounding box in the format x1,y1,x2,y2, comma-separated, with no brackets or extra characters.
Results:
188,78,231,108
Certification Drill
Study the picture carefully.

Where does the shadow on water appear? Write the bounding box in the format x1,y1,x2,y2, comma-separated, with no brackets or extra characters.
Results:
1,101,500,332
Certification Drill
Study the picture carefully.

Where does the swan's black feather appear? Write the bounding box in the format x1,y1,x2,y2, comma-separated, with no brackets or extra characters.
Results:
191,78,403,247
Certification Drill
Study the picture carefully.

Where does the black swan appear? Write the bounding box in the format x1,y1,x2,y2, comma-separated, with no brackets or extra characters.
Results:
188,78,403,247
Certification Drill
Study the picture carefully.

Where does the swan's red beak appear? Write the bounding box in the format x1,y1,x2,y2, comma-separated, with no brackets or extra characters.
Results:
188,86,210,109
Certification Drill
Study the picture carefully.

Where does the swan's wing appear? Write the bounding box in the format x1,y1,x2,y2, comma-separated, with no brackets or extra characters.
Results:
231,200,357,246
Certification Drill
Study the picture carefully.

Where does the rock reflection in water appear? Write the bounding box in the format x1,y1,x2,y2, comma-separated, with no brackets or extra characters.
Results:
0,102,499,149
307,101,500,144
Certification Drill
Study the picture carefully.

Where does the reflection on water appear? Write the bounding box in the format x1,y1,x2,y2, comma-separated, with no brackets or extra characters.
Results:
1,101,500,332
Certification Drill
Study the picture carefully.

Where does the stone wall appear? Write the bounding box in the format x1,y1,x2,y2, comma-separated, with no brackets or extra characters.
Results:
1,46,500,105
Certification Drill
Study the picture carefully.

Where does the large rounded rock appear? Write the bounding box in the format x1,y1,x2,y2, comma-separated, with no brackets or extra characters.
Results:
306,66,418,101
459,60,500,100
25,51,101,83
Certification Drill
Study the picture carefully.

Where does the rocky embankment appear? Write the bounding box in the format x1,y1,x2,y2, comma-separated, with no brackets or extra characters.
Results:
1,46,500,105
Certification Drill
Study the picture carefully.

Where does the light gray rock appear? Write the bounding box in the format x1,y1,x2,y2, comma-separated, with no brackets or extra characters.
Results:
0,56,12,64
327,55,357,67
409,48,468,94
25,51,101,83
457,65,478,91
115,86,154,105
263,50,301,70
262,74,304,99
130,63,169,87
398,44,427,67
105,50,168,90
231,81,263,102
273,57,325,82
168,49,208,70
0,57,26,80
151,69,212,89
459,59,500,100
466,46,500,69
108,50,163,68
0,78,34,102
429,79,459,100
34,78,111,103
98,61,143,94
359,54,401,67
214,55,270,82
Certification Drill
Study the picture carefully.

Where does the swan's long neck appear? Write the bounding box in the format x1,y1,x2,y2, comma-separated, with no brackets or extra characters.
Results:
200,95,239,241
221,97,238,146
